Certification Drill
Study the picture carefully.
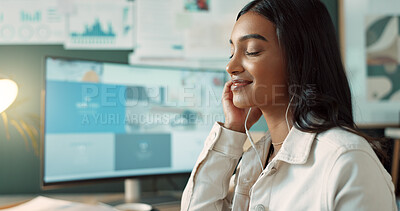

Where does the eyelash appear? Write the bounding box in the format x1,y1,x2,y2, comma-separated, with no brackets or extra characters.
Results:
229,51,260,59
245,51,260,56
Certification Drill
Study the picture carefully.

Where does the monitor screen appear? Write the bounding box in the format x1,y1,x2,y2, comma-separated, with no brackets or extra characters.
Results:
42,56,226,186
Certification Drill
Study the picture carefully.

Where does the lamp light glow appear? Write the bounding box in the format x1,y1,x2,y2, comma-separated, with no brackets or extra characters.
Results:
0,79,18,113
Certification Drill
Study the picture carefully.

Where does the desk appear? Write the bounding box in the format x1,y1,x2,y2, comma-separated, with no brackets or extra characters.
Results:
0,192,180,211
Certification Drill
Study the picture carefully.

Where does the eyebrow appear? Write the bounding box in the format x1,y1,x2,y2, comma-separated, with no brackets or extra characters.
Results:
229,34,268,44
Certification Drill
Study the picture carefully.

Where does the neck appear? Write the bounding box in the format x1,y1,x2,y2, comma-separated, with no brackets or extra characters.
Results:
259,101,292,153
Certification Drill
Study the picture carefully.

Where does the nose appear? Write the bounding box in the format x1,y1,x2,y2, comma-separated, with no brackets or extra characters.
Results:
226,55,244,75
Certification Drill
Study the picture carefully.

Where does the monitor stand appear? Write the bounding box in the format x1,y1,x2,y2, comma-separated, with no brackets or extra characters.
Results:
112,179,152,210
124,178,141,203
110,178,181,209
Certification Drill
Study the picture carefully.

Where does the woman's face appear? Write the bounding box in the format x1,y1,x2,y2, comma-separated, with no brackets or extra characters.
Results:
226,11,288,109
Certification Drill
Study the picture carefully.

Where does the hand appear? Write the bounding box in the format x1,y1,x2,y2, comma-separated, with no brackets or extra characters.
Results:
222,80,262,133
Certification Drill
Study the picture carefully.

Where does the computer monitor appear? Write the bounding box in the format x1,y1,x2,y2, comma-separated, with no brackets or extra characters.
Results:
41,56,227,197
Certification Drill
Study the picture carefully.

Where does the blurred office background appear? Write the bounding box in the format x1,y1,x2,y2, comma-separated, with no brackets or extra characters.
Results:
1,0,398,199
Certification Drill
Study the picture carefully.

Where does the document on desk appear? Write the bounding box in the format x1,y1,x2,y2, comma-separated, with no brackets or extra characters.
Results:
3,196,117,211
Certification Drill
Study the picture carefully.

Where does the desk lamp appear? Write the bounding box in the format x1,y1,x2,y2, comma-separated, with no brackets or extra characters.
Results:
0,78,18,113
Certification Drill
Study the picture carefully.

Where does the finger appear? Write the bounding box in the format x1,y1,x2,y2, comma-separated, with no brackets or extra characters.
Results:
222,80,234,101
223,80,233,95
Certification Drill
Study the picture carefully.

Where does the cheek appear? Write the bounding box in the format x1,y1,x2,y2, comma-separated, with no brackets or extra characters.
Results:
250,59,288,101
249,62,285,86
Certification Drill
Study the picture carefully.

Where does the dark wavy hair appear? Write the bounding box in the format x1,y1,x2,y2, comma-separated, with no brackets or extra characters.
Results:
237,0,387,161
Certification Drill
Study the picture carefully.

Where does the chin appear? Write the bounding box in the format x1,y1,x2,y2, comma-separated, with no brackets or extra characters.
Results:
232,96,252,108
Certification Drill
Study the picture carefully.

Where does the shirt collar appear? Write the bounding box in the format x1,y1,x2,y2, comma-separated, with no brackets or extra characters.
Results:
271,126,317,164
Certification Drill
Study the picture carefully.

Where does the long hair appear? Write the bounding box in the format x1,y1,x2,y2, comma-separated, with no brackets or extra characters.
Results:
237,0,388,161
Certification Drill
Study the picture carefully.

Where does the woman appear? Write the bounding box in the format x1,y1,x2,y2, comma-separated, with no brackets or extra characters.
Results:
181,0,397,210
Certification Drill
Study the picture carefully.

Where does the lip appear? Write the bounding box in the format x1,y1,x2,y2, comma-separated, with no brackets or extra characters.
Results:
231,79,253,91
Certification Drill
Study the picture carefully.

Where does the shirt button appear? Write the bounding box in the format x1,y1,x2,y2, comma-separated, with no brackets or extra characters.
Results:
255,204,265,211
269,167,277,175
268,167,277,176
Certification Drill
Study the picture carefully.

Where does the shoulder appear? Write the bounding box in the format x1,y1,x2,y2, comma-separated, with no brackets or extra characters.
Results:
312,127,385,177
315,127,375,155
318,129,396,210
315,128,395,210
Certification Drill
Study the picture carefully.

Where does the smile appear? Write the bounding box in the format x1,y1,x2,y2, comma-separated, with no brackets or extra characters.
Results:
231,79,253,91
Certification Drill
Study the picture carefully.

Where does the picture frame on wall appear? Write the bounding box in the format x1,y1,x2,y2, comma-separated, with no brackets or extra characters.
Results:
339,0,400,128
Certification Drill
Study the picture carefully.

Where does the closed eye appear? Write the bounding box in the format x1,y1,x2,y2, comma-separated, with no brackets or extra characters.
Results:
230,51,260,59
246,51,260,56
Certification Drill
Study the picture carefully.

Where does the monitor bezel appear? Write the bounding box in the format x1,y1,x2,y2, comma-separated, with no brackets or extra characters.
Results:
41,55,227,189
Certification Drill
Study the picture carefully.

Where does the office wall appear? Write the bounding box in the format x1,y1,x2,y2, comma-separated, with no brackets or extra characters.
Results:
0,0,338,194
0,46,129,193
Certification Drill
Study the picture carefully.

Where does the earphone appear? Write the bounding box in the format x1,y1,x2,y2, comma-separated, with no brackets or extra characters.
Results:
244,95,294,171
244,107,264,170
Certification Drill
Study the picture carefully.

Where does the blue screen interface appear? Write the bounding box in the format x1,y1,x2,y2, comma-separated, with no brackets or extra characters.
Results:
43,57,226,183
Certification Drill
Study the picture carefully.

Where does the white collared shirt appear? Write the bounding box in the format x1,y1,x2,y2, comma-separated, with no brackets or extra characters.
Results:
181,122,397,211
